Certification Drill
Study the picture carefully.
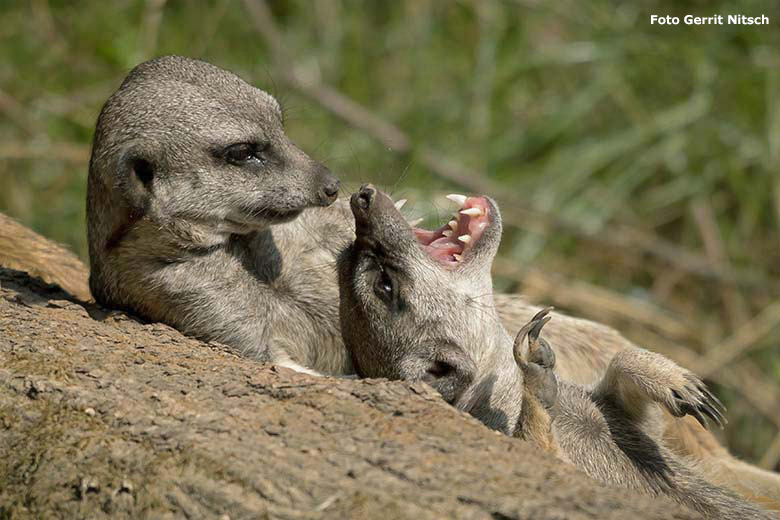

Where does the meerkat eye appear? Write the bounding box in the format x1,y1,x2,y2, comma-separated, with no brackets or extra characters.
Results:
373,270,395,303
222,142,268,166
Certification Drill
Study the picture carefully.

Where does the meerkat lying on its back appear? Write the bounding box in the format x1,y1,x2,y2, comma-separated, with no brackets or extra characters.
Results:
336,185,774,519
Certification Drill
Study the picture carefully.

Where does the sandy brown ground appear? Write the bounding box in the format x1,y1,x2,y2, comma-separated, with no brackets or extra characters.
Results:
0,267,700,519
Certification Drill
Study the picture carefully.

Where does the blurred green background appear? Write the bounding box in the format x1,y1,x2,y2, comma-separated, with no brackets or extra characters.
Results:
1,0,778,466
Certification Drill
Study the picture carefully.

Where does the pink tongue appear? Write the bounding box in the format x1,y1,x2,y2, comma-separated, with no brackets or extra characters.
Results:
425,238,461,263
427,238,461,255
429,237,456,249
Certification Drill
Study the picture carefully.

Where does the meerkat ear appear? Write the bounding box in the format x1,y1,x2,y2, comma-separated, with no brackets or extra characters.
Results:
130,157,155,186
116,142,158,210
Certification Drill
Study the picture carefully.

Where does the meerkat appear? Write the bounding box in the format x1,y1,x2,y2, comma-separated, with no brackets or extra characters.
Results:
336,185,777,517
85,56,779,497
87,55,350,374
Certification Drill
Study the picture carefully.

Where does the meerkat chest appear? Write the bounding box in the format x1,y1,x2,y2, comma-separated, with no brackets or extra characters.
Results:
263,264,348,373
256,225,349,373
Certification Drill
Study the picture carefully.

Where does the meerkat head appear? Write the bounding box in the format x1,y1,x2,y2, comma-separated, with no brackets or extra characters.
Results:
87,55,339,258
337,185,506,407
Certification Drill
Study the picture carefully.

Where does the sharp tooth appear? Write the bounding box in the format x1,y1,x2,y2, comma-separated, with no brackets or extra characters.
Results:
458,234,471,243
442,230,453,237
446,194,468,206
447,220,458,230
453,254,462,262
408,218,423,227
460,207,483,217
394,199,407,210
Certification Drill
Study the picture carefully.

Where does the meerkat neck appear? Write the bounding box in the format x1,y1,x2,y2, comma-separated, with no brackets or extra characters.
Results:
457,331,524,435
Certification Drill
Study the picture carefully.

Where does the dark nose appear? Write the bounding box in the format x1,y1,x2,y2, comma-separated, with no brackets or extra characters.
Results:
319,170,340,204
354,184,376,210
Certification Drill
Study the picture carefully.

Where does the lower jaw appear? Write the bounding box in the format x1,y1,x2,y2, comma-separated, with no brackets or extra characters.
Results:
267,208,304,223
226,209,304,230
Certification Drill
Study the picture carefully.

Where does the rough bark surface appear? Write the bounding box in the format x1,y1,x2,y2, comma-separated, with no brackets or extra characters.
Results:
0,267,700,519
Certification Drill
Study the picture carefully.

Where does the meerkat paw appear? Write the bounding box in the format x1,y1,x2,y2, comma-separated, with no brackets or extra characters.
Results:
666,370,726,429
602,349,726,429
513,307,555,368
513,307,558,412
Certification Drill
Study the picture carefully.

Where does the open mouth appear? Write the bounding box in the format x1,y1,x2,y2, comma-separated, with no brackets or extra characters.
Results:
403,194,491,267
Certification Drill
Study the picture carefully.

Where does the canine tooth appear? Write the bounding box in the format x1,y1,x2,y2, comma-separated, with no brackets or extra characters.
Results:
408,218,423,226
446,194,468,206
453,254,462,262
394,199,407,210
448,220,458,230
458,234,471,243
460,207,483,217
442,230,453,237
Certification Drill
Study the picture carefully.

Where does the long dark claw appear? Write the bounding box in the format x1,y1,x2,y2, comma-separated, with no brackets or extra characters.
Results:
675,383,727,430
692,408,709,429
514,321,534,345
701,401,726,428
514,318,544,362
701,396,727,428
694,383,727,428
701,385,726,415
513,308,555,368
528,315,552,343
530,306,554,323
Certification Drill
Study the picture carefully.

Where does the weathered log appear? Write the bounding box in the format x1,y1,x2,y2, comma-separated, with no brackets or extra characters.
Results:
0,268,699,519
0,213,91,302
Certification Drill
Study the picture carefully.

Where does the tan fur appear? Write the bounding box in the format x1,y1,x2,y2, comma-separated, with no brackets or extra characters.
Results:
517,393,564,459
86,56,347,373
338,187,774,518
493,293,780,505
0,213,91,301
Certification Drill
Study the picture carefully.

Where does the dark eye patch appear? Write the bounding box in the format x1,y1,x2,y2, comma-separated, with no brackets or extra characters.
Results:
373,269,394,303
218,142,269,166
362,252,407,311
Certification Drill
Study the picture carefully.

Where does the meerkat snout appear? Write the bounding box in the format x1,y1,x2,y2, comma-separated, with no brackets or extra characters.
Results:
314,163,340,205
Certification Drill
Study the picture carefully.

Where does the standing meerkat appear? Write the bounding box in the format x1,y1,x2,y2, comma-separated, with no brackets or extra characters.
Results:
336,185,776,518
86,56,779,498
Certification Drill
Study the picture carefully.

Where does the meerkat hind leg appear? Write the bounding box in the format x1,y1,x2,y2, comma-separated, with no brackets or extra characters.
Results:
592,349,725,430
511,309,565,458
